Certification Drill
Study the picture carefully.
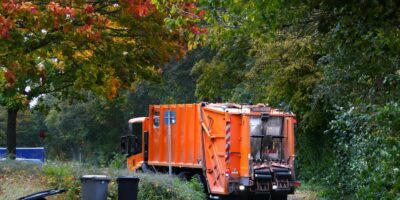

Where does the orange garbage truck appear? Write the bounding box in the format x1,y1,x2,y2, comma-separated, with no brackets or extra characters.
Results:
121,103,300,199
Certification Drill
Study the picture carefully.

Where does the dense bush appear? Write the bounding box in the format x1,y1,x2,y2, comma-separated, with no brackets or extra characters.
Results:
326,103,400,199
136,174,206,200
43,162,86,199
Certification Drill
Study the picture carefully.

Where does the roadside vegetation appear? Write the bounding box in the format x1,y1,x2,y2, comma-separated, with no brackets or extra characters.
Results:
0,160,206,200
0,160,321,200
291,183,327,200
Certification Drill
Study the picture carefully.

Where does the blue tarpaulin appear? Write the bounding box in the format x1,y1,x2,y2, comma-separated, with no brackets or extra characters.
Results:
0,147,45,162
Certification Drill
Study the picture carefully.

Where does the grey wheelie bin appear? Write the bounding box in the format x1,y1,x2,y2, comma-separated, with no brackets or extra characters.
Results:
80,175,110,200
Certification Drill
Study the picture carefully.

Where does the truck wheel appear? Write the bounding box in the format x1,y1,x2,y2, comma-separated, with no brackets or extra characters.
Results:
193,174,203,184
271,194,288,200
193,174,207,192
178,172,188,181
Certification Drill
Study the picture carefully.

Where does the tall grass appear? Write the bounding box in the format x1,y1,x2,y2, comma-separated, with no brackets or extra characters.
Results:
0,161,48,199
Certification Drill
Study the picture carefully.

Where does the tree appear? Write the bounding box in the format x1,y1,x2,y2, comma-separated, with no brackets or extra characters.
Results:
0,106,44,147
43,93,128,161
188,0,400,198
0,0,185,159
126,47,213,116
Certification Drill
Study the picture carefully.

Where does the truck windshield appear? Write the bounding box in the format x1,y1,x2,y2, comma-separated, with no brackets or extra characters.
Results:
250,116,283,160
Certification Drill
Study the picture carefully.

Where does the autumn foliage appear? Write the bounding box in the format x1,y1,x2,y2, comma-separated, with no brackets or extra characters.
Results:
4,71,15,86
178,2,207,35
0,0,161,42
0,15,12,39
0,0,206,161
0,0,190,103
127,0,155,17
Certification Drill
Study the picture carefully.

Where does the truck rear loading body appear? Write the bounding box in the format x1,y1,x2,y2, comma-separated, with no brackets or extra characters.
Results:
121,103,299,199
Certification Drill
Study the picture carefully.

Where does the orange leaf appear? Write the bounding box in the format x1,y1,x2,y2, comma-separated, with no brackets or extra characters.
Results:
4,71,16,85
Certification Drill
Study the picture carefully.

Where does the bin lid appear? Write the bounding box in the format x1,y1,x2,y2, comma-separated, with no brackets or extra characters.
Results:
81,175,111,181
116,176,140,181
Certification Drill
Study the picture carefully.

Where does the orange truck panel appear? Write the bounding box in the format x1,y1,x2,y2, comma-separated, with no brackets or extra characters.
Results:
146,104,203,168
123,103,298,197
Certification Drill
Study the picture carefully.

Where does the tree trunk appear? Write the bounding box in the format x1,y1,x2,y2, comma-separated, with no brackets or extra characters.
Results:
6,108,18,160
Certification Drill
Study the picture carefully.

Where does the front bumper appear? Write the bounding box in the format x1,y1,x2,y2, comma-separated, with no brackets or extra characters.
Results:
228,167,295,195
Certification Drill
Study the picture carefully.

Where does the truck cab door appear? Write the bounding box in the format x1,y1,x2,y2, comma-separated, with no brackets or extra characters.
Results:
121,120,145,171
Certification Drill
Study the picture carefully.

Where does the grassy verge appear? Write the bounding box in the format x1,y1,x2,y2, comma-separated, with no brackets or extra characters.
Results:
289,182,329,200
0,161,205,200
1,161,328,200
0,161,49,199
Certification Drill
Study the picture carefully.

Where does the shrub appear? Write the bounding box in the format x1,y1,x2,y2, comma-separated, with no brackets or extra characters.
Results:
136,173,206,200
325,102,400,199
43,162,84,199
108,153,127,170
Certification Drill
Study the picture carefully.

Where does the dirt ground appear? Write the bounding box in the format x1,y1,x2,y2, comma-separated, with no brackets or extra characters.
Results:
288,192,317,200
288,186,319,200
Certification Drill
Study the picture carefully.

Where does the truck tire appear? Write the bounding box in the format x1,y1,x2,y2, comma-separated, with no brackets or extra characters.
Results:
271,194,288,200
178,172,188,181
193,173,207,192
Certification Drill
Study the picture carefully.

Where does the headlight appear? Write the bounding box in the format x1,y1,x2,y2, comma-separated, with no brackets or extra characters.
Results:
239,185,245,191
272,185,278,190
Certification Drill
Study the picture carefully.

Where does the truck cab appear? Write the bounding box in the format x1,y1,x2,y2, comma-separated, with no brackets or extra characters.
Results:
120,117,149,171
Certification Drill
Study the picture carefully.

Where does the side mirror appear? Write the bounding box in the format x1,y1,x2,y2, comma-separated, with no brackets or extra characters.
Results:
121,136,127,154
121,135,135,156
